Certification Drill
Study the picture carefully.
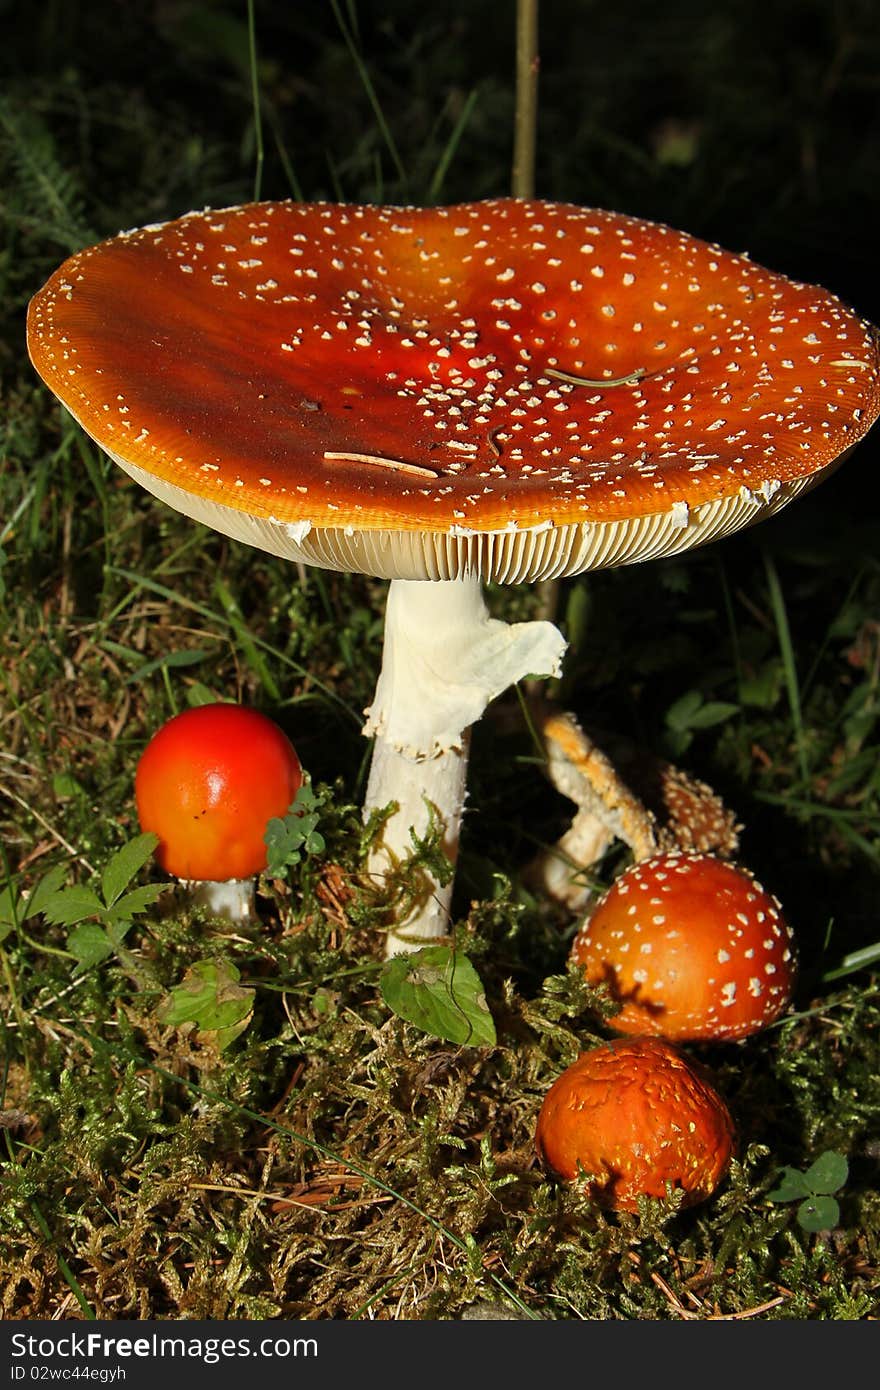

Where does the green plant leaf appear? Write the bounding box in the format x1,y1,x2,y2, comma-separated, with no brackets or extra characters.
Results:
264,782,325,876
380,944,496,1047
24,863,71,920
665,689,704,731
803,1151,849,1195
739,660,783,710
0,883,21,937
67,922,114,970
264,817,303,873
101,832,159,907
105,921,133,949
662,728,692,758
767,1166,812,1203
156,959,254,1050
1,863,72,936
41,885,105,927
186,681,228,708
666,690,739,735
52,772,86,799
102,883,168,923
685,698,740,729
797,1194,840,1233
125,647,217,686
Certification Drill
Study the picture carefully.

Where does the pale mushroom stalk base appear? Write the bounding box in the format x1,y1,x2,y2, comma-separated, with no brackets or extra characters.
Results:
182,877,255,922
532,815,616,910
527,707,659,912
526,705,742,913
363,574,566,956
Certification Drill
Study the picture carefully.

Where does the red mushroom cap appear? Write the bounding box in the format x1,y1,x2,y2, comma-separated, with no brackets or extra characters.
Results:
570,850,796,1041
135,704,302,881
26,199,880,581
535,1037,735,1211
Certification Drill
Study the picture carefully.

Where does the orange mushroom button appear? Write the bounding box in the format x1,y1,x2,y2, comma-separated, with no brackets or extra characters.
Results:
536,1037,736,1211
135,703,303,883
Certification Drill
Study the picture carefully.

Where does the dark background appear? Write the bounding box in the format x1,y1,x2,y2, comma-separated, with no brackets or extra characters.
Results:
4,0,880,306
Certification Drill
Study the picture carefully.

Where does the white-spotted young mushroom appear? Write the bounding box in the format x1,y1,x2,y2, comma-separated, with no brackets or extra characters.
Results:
569,850,797,1041
26,199,880,954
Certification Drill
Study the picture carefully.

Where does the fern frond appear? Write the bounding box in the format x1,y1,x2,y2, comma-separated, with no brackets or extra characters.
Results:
0,95,94,253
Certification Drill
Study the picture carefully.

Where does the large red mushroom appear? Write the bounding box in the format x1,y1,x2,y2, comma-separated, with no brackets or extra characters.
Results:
26,199,880,954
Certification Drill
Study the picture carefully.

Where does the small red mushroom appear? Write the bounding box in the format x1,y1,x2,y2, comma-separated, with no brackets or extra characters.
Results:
135,703,303,920
535,1037,735,1211
570,850,796,1041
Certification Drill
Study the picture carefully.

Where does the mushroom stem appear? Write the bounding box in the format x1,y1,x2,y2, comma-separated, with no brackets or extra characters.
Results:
528,812,615,911
182,877,256,922
363,730,470,953
363,574,566,956
526,705,659,907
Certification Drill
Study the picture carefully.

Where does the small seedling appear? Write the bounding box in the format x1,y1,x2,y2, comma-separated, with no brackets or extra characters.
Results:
264,781,326,877
767,1150,849,1232
37,832,167,971
663,688,740,757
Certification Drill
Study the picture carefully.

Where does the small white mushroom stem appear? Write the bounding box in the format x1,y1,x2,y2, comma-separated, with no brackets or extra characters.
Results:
530,813,616,912
182,877,255,922
526,707,659,912
363,574,566,956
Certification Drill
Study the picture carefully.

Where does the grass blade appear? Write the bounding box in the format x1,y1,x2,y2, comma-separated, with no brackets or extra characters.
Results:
329,0,407,189
763,550,808,782
27,1192,96,1320
512,0,540,198
822,942,880,982
246,0,265,202
213,574,281,701
106,566,361,725
427,88,480,203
